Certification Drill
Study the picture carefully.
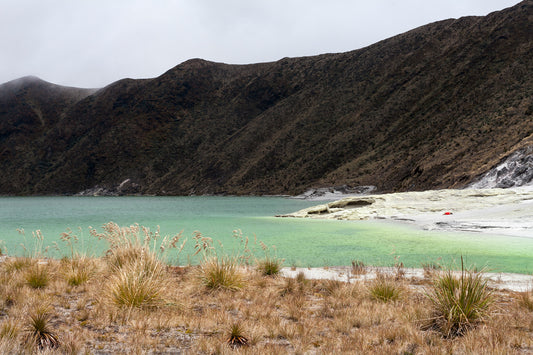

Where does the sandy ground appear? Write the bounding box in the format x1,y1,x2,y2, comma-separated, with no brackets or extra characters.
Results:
281,266,533,292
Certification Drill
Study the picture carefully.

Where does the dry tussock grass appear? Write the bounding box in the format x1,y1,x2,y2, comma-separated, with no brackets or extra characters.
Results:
0,224,532,353
0,256,531,354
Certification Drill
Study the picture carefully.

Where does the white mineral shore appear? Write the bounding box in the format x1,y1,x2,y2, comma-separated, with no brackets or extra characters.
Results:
280,186,533,289
282,186,533,238
281,266,533,292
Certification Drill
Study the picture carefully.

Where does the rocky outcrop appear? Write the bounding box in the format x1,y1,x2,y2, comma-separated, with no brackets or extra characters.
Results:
76,179,141,196
293,185,376,200
469,146,533,188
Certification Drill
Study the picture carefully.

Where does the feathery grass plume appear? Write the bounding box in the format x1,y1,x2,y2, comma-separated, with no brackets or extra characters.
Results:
91,222,181,269
395,261,405,280
18,228,49,259
25,263,49,289
107,253,168,308
160,230,187,265
226,322,249,348
369,274,402,302
232,229,254,265
192,231,215,259
91,222,149,251
426,258,494,337
197,256,245,291
91,222,150,269
59,227,82,259
25,305,59,350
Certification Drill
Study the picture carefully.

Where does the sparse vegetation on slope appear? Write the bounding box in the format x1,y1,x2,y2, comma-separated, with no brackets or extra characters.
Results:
0,1,531,196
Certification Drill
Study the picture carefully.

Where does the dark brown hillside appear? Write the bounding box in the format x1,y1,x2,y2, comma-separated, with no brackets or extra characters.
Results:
0,1,531,195
0,77,95,193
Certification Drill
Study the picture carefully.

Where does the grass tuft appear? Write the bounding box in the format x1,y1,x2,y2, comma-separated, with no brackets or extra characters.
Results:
25,305,59,350
65,256,94,286
351,260,367,275
226,322,249,348
317,279,343,296
256,256,283,276
4,257,33,273
106,245,146,270
426,261,494,337
197,256,245,291
0,320,19,340
25,264,49,289
518,288,533,311
107,253,168,308
369,275,402,302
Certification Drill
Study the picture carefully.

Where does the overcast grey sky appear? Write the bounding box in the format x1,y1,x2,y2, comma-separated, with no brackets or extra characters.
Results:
0,0,521,88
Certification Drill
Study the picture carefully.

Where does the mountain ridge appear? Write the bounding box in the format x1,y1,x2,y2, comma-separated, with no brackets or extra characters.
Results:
0,0,531,195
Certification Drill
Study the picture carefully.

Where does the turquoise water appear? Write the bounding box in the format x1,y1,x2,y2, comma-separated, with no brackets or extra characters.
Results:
0,196,532,273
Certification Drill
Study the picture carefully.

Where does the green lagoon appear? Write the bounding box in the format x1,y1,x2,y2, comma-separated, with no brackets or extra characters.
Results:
1,196,532,274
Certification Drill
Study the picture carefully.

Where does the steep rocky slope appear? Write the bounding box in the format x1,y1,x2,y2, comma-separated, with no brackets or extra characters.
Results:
0,77,95,193
0,1,531,195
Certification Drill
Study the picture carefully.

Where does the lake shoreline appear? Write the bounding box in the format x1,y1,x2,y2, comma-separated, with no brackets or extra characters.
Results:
2,192,532,275
281,186,533,239
1,254,530,291
281,266,533,292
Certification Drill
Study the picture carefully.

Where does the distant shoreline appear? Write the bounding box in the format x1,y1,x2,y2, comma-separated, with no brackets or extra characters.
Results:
281,186,533,239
